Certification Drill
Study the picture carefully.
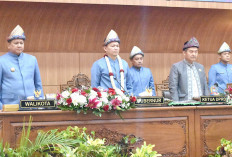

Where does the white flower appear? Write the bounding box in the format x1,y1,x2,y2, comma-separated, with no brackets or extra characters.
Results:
115,95,122,102
115,88,125,97
121,103,125,108
123,96,129,102
101,92,108,98
121,103,130,109
89,95,97,100
61,91,70,98
89,90,98,97
76,95,87,106
126,103,130,108
58,98,67,106
97,101,103,108
101,97,109,104
70,93,80,106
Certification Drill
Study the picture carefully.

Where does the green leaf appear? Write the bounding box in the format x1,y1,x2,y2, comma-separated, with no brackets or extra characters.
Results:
130,138,137,144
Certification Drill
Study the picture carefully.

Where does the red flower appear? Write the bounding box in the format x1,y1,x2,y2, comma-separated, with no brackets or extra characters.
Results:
111,98,122,109
229,86,232,94
103,105,109,111
120,69,124,73
130,96,136,102
86,98,100,109
93,87,99,92
72,88,79,93
109,72,114,76
97,92,102,98
56,94,61,100
66,98,72,105
81,91,87,96
108,88,116,96
226,86,232,96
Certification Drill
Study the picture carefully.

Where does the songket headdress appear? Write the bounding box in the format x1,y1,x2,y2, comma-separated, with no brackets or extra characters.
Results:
104,30,120,46
218,42,231,54
7,25,26,42
130,46,144,59
183,37,199,51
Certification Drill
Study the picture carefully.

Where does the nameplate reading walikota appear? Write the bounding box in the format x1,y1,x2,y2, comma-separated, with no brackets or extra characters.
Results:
200,96,226,103
135,96,164,105
20,100,56,109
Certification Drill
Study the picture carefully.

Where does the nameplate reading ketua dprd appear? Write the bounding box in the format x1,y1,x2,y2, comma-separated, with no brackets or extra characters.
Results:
20,100,56,110
135,96,164,106
200,96,226,103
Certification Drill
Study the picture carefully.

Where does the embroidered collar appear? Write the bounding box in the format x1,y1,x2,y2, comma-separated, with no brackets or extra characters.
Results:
184,59,194,67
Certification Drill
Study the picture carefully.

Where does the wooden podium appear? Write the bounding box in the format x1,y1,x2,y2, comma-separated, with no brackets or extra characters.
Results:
0,105,232,156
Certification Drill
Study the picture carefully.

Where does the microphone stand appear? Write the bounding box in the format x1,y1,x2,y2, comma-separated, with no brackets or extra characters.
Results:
214,83,225,95
113,77,130,95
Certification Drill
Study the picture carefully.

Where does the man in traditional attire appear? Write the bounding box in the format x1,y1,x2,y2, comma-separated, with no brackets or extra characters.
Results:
0,25,44,109
169,37,209,101
129,46,156,96
208,42,232,94
91,30,133,93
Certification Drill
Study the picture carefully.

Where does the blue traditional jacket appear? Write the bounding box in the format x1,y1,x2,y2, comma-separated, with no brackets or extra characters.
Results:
130,66,156,96
0,52,44,109
208,62,232,94
91,57,133,94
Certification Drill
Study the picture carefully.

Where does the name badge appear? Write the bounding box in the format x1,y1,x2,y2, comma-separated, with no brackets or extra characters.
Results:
200,96,226,103
135,96,164,106
19,100,57,110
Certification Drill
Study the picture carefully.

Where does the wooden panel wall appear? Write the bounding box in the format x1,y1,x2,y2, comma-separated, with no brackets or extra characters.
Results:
0,2,232,94
2,0,232,10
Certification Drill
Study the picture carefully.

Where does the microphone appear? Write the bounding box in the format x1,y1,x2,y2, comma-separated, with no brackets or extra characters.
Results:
113,76,130,95
214,83,225,93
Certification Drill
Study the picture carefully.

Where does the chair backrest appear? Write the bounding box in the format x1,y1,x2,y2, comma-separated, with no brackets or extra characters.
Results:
60,73,91,91
156,76,169,96
162,90,172,99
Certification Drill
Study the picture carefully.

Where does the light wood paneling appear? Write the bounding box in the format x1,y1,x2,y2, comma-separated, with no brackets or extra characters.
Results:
1,2,232,53
31,52,80,85
1,0,232,10
42,85,60,94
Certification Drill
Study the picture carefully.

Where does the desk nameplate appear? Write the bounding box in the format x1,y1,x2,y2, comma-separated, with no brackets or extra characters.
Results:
135,96,164,106
200,96,226,103
20,100,57,110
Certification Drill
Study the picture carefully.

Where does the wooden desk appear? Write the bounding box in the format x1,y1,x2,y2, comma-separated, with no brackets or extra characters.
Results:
0,105,231,157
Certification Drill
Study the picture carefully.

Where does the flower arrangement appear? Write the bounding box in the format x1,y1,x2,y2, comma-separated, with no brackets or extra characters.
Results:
56,87,137,117
225,86,232,105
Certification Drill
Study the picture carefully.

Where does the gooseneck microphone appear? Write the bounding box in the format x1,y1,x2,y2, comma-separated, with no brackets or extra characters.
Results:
214,83,225,92
113,76,130,95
